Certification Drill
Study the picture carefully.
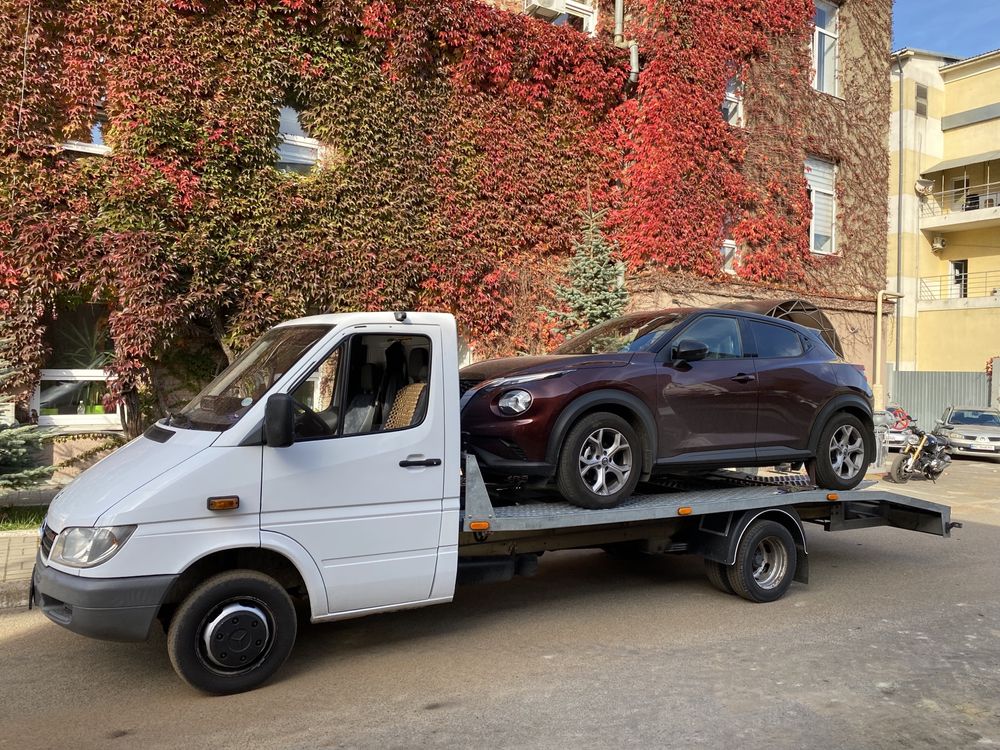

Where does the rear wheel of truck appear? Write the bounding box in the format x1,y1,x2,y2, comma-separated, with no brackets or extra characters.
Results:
557,412,642,509
703,559,735,594
167,570,297,695
725,520,796,603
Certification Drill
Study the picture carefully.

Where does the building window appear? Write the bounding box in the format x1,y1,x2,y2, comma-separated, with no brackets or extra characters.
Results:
812,0,838,96
720,239,738,274
62,108,111,157
524,0,596,34
31,305,119,430
276,106,319,174
951,259,969,298
915,83,928,117
721,77,744,127
805,156,836,255
951,177,970,211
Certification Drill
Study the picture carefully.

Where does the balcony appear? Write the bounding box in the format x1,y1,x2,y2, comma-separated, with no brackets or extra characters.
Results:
918,270,1000,307
919,180,1000,232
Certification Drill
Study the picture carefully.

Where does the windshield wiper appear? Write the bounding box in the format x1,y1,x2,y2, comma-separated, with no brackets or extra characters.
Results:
166,411,192,427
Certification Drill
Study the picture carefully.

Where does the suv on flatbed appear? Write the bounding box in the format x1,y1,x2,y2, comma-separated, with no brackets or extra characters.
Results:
460,308,875,508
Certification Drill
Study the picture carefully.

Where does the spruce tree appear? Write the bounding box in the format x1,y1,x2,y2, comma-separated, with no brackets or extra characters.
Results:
548,206,628,336
0,346,54,491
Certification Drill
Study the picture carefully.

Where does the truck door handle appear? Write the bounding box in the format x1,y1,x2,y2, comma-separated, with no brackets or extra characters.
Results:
731,373,756,384
399,458,442,468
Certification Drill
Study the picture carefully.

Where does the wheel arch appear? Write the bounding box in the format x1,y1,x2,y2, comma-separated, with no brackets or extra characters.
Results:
808,393,875,459
545,389,658,480
160,537,327,624
700,507,809,584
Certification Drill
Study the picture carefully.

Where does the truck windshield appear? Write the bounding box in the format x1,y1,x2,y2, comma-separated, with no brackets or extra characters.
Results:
173,325,331,431
553,313,686,355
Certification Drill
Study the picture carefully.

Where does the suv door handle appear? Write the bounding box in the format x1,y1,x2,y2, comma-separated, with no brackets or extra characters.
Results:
731,373,756,384
399,458,442,468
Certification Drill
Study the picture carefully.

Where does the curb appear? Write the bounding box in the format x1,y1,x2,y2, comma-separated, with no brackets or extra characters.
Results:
0,580,30,610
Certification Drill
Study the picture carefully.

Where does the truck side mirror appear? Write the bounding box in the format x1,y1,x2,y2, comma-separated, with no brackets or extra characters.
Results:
674,339,709,364
264,394,295,448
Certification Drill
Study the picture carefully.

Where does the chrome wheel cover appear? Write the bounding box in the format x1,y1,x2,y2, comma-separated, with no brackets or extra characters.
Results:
578,427,633,496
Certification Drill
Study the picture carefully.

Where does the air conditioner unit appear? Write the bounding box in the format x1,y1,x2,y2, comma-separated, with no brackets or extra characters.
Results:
932,235,947,252
525,0,565,19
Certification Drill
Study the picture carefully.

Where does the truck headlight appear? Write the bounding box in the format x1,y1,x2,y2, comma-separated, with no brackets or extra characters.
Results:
498,389,533,415
49,526,137,568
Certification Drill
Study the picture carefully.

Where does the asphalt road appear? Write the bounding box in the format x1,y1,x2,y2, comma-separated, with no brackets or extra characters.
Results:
2,460,1000,750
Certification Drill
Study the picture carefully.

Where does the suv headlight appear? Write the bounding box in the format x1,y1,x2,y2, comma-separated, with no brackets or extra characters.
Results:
49,526,137,568
498,389,533,415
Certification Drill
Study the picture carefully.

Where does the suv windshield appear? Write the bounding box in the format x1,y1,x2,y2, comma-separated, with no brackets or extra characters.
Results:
175,325,331,431
554,313,686,355
950,410,1000,427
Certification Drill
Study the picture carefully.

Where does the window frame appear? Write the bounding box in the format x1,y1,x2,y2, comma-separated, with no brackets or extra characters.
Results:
663,314,747,361
525,0,597,35
721,76,744,128
812,0,839,97
720,239,738,275
915,83,928,118
32,368,120,429
276,106,320,174
744,320,806,360
806,155,837,255
286,332,433,442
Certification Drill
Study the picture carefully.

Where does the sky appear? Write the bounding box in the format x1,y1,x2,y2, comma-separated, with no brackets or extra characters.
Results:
893,0,1000,59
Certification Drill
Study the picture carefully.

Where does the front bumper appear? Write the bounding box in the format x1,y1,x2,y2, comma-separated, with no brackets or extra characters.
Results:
32,551,177,642
949,441,1000,458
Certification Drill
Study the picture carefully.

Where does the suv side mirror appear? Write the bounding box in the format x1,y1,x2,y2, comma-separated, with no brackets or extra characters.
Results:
264,394,295,448
674,339,709,363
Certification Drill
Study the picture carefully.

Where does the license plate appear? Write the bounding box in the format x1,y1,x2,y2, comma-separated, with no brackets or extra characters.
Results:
969,443,996,451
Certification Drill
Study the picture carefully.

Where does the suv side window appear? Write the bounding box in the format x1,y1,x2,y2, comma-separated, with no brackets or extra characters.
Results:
748,321,804,358
672,315,744,360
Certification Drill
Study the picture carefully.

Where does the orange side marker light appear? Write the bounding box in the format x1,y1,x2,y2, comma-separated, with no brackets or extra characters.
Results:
469,521,490,531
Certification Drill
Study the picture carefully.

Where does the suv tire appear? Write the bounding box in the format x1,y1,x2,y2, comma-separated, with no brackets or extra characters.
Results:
557,412,642,509
812,412,872,491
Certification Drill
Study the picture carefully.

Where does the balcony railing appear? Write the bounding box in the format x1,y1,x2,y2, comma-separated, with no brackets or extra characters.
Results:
920,180,1000,218
918,270,1000,302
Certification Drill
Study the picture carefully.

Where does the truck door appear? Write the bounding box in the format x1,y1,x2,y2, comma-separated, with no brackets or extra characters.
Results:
260,325,447,615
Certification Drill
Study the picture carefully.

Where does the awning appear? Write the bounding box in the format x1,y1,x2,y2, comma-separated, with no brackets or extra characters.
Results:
920,149,1000,175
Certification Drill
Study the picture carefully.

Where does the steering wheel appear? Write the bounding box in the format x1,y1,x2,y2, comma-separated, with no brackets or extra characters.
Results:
290,398,331,438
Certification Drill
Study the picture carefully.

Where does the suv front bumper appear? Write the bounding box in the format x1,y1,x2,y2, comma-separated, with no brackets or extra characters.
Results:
32,551,177,642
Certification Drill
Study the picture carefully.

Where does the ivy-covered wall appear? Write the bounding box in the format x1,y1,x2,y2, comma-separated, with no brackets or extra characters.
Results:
1,0,890,420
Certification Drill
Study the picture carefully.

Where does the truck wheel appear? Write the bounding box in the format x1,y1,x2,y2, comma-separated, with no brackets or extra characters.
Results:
813,412,871,491
888,453,910,484
557,412,642,509
167,570,297,695
704,559,735,595
726,520,796,603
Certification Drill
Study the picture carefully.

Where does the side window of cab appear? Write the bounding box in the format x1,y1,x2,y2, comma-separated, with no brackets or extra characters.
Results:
290,333,432,440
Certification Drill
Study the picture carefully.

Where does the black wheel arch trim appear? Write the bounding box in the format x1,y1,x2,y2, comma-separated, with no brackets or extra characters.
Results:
545,389,658,480
808,393,875,458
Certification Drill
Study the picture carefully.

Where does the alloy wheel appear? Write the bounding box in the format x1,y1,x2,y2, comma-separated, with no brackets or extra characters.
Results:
829,424,865,480
578,427,633,496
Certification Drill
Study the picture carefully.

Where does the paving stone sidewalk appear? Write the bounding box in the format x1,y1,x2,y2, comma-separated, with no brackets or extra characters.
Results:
0,531,37,609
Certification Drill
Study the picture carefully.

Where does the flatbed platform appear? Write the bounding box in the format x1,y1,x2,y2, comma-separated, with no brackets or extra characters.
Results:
462,456,954,537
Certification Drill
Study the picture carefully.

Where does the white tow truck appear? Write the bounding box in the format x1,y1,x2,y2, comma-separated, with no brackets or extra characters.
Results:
31,312,957,694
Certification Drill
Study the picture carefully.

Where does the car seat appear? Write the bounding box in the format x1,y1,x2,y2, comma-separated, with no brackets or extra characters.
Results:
376,341,408,427
342,364,377,435
384,348,430,430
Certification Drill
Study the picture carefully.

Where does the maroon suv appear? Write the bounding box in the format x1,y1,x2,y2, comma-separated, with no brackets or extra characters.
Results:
460,308,874,509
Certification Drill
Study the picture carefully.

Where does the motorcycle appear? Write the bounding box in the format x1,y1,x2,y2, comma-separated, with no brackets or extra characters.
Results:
888,424,951,483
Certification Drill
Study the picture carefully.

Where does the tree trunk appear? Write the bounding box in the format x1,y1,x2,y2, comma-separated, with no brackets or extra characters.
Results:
119,387,144,439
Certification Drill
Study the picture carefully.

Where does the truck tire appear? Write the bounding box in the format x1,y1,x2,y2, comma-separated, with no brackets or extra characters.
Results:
888,453,910,484
704,559,735,595
812,412,871,491
725,520,797,603
167,570,297,695
556,412,642,509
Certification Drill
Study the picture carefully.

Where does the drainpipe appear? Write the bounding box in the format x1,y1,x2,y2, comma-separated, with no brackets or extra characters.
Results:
614,0,640,84
874,290,904,410
892,52,905,376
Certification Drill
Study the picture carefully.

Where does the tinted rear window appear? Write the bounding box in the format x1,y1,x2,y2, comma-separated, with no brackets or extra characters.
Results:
749,321,803,359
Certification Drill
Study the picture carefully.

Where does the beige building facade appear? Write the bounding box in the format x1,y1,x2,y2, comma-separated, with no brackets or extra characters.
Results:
889,48,1000,375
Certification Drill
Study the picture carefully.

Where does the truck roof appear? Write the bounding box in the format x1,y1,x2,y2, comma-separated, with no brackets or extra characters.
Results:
274,311,456,328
